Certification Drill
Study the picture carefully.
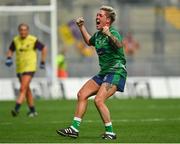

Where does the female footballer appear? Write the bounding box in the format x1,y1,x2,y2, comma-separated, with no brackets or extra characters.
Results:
5,23,47,117
56,6,127,140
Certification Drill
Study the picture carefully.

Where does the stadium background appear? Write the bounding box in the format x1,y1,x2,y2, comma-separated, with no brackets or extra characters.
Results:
0,0,180,77
0,0,180,143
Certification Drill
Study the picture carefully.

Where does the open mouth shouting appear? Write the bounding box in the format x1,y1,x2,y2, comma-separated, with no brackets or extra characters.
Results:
96,19,101,30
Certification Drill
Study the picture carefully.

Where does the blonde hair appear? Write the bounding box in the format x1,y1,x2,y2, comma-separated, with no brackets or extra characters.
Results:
100,5,116,23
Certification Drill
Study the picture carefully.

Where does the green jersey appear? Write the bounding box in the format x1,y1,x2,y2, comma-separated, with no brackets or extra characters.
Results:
89,26,127,78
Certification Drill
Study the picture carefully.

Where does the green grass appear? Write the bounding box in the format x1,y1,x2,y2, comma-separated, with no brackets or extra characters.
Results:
0,98,180,143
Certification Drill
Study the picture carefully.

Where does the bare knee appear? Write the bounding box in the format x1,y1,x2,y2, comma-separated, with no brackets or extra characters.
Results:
20,85,28,93
26,88,31,96
77,90,88,101
26,87,31,93
94,97,104,108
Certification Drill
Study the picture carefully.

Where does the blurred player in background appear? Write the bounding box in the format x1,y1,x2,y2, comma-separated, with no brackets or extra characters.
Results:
5,23,47,117
56,6,127,139
123,31,140,56
56,49,68,78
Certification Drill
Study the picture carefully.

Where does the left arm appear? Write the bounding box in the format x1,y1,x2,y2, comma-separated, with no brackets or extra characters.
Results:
102,26,123,48
35,40,47,69
108,33,123,48
39,46,47,69
35,40,47,63
41,46,47,63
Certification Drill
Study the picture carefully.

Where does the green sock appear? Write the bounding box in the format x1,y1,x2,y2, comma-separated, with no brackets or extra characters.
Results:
105,122,114,133
71,117,82,132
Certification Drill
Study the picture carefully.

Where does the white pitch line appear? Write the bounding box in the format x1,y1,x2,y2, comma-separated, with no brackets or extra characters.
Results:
1,118,180,126
82,118,180,123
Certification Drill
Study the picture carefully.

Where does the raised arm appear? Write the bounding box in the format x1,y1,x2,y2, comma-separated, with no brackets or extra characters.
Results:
76,17,92,46
102,26,123,48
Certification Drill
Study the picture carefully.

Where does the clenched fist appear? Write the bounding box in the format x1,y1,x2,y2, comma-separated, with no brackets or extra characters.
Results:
102,26,111,36
76,17,84,27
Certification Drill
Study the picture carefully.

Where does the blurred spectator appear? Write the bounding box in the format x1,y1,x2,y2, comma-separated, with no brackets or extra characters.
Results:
56,49,68,78
75,41,94,58
123,32,140,56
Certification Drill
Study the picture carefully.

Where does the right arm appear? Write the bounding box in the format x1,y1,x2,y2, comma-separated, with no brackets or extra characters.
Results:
7,49,14,58
6,41,15,58
5,41,15,67
76,17,92,46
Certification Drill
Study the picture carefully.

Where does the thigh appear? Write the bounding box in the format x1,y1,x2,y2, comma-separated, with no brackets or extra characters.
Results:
104,73,126,92
20,74,33,88
96,82,117,101
17,72,35,83
17,73,23,83
78,79,100,99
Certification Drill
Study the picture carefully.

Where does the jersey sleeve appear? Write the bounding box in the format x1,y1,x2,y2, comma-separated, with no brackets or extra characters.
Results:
34,40,45,51
109,29,123,49
110,30,123,41
9,41,16,52
89,32,97,46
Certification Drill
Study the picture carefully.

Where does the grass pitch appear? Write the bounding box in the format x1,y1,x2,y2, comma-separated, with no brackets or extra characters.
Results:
0,98,180,143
